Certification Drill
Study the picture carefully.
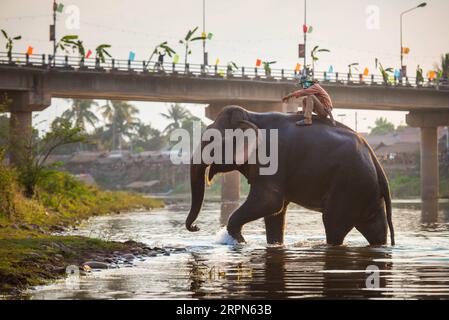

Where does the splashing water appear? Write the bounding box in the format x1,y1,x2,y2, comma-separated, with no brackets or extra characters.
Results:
214,227,239,245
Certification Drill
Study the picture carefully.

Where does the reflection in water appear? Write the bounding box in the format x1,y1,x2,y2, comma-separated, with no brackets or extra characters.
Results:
184,246,393,299
30,201,449,299
421,199,439,223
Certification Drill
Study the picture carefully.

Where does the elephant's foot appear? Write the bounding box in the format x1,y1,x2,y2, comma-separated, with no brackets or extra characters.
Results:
227,226,246,244
215,227,245,245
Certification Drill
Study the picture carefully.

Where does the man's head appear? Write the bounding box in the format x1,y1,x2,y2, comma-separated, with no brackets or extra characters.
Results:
299,75,316,89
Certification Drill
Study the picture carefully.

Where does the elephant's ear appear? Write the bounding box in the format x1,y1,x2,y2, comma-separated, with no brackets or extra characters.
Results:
235,120,262,184
236,120,261,164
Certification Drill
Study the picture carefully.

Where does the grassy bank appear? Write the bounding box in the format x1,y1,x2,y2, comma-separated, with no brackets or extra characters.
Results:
0,162,163,296
389,174,449,199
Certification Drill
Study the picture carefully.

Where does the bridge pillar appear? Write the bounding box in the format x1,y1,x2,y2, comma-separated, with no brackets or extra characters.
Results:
406,111,449,222
9,111,32,165
206,101,283,225
5,91,51,166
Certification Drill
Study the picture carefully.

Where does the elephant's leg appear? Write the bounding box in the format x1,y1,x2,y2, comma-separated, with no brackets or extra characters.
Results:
264,202,289,245
355,202,388,246
322,211,354,246
322,195,356,246
227,184,284,243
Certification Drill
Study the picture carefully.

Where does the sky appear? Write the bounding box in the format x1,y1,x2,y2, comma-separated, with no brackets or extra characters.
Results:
1,0,448,133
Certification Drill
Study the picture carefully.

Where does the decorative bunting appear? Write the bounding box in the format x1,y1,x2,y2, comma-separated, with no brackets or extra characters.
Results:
402,47,410,55
56,3,64,13
207,32,213,40
308,26,313,33
129,51,135,61
363,67,369,76
201,32,207,39
85,49,92,58
173,54,179,64
303,24,308,33
295,63,301,72
26,46,33,55
256,59,262,67
215,58,220,65
328,65,334,73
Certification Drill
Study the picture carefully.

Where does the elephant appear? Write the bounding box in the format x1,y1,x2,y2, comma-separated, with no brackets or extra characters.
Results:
185,105,395,246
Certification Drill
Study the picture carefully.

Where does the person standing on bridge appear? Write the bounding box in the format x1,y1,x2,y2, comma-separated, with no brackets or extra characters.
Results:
282,76,336,126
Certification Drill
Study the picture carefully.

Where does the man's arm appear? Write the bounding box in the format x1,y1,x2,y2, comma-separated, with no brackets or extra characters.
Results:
282,87,317,102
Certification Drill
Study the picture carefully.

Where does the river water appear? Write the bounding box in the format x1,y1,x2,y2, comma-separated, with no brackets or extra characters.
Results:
30,200,449,299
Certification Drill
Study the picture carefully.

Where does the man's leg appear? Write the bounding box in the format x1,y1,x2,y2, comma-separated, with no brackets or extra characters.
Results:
328,110,336,126
296,96,314,126
310,96,336,126
297,98,306,115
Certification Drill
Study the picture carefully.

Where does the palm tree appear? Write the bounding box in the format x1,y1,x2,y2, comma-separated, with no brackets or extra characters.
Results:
1,29,22,62
179,27,203,66
146,41,176,68
61,99,99,132
56,35,79,54
347,63,359,81
95,44,112,64
375,58,393,85
369,117,395,135
100,100,139,150
262,61,277,77
160,104,191,133
436,53,449,82
310,46,330,74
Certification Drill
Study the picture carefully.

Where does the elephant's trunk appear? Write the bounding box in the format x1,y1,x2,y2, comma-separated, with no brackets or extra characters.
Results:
186,159,208,232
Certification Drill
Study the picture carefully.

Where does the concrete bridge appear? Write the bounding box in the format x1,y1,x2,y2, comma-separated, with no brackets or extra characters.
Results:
1,53,449,220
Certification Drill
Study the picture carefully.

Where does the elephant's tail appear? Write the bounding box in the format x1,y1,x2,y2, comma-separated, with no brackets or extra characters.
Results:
364,139,395,246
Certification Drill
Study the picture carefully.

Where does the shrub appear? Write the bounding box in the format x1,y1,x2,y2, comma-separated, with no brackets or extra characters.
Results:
0,150,16,218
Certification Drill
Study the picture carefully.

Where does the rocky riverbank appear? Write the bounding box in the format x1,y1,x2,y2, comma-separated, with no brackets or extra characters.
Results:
0,232,186,297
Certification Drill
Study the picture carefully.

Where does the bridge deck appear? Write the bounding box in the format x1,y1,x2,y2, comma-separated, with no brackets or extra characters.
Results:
1,52,448,112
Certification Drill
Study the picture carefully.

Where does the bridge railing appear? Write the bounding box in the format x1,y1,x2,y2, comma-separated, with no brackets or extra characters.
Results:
1,52,448,90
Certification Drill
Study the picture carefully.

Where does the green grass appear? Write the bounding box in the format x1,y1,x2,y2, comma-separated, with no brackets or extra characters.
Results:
0,163,163,295
0,235,133,294
389,174,449,199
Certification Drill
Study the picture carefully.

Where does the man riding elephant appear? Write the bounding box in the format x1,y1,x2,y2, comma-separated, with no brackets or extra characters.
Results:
283,76,336,127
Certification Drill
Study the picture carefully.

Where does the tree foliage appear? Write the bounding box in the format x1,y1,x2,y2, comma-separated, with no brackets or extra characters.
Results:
1,29,21,61
369,117,395,135
13,119,85,197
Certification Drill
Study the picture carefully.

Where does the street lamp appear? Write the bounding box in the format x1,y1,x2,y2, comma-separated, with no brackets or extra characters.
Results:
400,2,427,77
303,0,307,72
202,0,207,66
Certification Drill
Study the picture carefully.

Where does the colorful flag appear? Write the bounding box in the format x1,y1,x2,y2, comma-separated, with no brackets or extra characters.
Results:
215,58,220,65
402,47,410,55
207,32,213,40
26,46,33,55
363,67,369,76
85,50,92,58
129,51,135,61
308,26,313,33
173,54,179,64
256,59,262,67
56,3,64,13
303,24,308,33
328,65,334,73
295,63,301,72
201,32,207,39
